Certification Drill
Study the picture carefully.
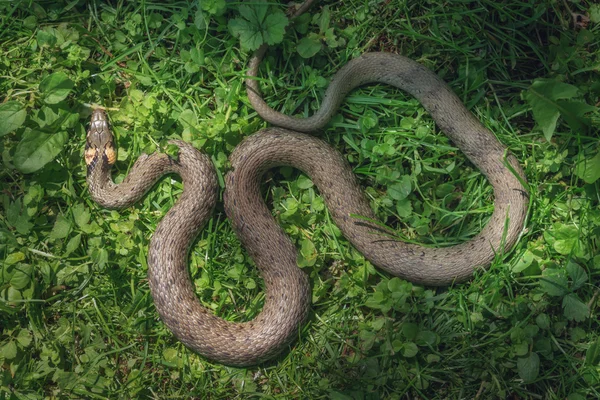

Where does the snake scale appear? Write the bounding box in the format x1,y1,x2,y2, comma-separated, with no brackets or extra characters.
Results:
86,37,528,367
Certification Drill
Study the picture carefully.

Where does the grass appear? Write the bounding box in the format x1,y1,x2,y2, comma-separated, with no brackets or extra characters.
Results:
1,0,599,398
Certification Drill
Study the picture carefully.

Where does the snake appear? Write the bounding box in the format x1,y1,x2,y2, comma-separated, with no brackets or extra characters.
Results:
85,29,528,367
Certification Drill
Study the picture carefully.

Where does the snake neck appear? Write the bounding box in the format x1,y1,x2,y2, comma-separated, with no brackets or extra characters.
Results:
87,150,181,209
86,157,119,206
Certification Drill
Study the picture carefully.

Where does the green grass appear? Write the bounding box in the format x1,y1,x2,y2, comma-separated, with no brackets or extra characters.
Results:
1,0,599,398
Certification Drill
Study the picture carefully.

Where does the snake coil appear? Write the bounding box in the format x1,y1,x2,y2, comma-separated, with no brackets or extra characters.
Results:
86,37,527,368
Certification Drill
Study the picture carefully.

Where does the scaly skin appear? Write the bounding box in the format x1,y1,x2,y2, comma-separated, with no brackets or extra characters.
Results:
245,50,529,285
87,25,528,365
86,110,309,366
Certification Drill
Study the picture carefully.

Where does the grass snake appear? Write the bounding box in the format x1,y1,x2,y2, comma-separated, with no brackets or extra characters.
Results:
86,47,528,367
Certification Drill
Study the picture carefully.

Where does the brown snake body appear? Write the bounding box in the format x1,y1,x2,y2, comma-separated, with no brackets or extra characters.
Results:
86,46,528,366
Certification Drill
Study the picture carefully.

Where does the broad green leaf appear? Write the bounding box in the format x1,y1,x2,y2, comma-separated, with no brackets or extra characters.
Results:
317,5,331,32
324,27,342,48
0,341,17,360
416,330,437,346
7,286,23,302
523,81,564,140
189,47,204,65
281,197,299,218
512,250,534,273
16,329,32,347
297,238,317,267
91,248,108,267
358,111,379,133
359,329,376,351
32,106,79,130
554,238,578,255
228,2,288,50
396,198,412,218
553,224,579,240
550,224,580,255
388,277,407,293
562,294,589,322
293,13,311,34
591,4,600,22
535,313,550,330
129,88,144,102
558,100,596,133
296,175,314,189
312,196,325,212
11,264,33,290
365,290,385,310
297,36,322,58
517,352,540,382
388,176,412,201
262,13,287,45
523,79,595,141
39,72,74,104
228,18,262,50
126,369,141,385
575,151,600,184
184,61,200,74
72,203,91,229
238,2,266,23
534,337,552,358
37,28,57,48
585,340,600,366
402,323,418,340
178,109,199,141
200,0,226,15
566,260,587,290
435,183,456,198
513,342,529,357
6,199,33,235
50,215,72,240
179,49,192,62
371,317,386,330
162,348,180,363
101,11,116,24
65,234,82,256
0,101,27,137
523,324,540,339
539,268,568,297
245,278,256,289
426,354,441,363
5,252,25,265
23,15,37,30
570,327,586,342
391,339,403,353
13,129,68,173
402,342,418,357
194,10,207,30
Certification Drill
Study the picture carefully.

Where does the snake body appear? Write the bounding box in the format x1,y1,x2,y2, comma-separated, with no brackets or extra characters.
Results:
86,51,527,366
245,52,529,284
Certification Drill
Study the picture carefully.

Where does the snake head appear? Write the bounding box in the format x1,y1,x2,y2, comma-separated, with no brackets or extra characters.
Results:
85,109,117,169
